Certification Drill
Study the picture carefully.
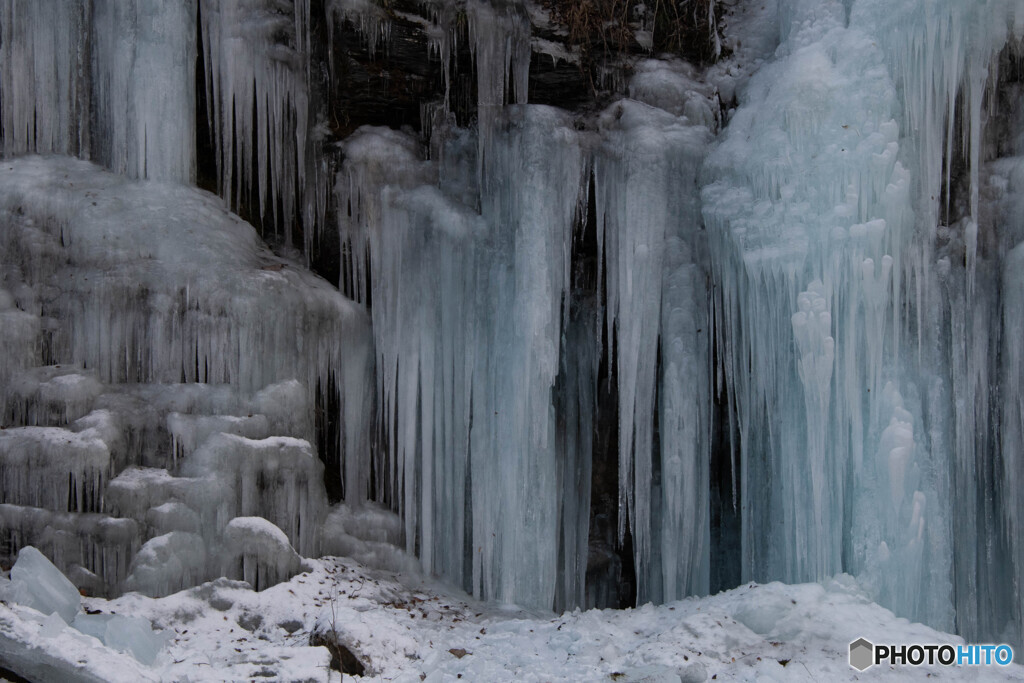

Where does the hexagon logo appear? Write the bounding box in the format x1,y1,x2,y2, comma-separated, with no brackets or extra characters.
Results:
849,638,874,671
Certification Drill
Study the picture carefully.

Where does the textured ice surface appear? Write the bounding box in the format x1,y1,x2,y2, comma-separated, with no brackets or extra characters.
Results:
0,156,371,601
321,503,421,574
0,0,196,182
703,0,1023,639
594,99,711,604
124,532,208,598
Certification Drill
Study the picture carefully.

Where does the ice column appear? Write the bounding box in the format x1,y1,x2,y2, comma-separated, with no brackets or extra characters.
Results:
90,0,197,182
0,0,197,182
702,2,944,612
337,106,584,609
467,0,531,186
0,0,89,159
595,100,711,602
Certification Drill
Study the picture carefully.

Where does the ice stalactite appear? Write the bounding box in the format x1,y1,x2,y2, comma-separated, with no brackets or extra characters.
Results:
594,100,711,603
90,0,197,183
706,0,1023,637
467,0,531,187
849,0,1023,640
199,0,325,247
553,294,599,611
0,0,89,160
338,106,585,609
0,0,197,183
702,0,927,603
470,106,583,608
1,0,330,243
326,0,391,60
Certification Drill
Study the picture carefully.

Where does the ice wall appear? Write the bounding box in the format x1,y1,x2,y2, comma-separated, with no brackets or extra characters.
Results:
337,107,587,608
336,43,714,608
705,0,1023,637
0,157,373,596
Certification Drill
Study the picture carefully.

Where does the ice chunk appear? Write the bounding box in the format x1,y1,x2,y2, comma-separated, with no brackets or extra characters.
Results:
71,612,171,665
99,614,170,665
8,546,81,623
145,502,202,536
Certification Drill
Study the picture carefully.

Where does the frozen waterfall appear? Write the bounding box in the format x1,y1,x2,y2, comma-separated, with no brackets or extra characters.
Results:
1,0,1024,656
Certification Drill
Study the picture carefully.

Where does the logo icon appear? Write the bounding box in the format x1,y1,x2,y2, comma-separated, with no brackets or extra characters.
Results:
850,638,874,671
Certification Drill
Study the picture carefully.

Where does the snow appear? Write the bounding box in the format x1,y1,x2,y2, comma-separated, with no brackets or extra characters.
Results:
222,517,304,591
1,551,1022,681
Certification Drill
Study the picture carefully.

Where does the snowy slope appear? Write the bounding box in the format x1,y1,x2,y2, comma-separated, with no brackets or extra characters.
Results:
2,553,1022,682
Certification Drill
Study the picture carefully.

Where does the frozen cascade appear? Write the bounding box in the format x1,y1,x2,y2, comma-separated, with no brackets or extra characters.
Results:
594,100,711,603
2,0,1024,658
705,0,1023,638
338,79,714,607
338,106,585,609
848,0,1024,643
703,2,913,590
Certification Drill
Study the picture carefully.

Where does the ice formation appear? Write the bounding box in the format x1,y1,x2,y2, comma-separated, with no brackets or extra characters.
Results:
0,0,196,182
0,545,171,667
1,0,1024,665
0,156,371,600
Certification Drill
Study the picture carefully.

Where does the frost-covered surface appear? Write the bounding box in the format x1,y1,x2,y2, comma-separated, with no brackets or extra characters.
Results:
3,553,1024,682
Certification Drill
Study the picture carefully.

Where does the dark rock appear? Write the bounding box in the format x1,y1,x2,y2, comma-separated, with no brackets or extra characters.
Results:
310,627,366,676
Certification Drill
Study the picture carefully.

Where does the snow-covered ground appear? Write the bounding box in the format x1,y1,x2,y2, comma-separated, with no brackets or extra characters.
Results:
2,549,1021,682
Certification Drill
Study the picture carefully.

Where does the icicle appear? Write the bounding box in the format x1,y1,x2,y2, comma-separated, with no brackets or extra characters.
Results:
702,1,924,598
0,0,89,159
336,106,583,609
0,1,196,182
466,0,531,188
90,0,197,182
596,100,711,603
200,0,317,245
